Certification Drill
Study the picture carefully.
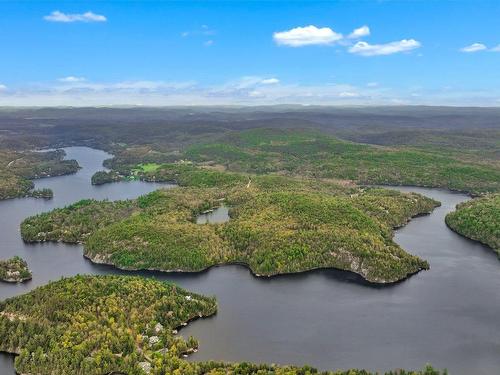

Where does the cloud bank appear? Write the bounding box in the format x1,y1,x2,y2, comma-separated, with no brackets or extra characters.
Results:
1,76,498,107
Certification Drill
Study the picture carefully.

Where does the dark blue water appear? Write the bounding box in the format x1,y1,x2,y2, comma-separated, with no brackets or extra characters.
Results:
1,148,499,374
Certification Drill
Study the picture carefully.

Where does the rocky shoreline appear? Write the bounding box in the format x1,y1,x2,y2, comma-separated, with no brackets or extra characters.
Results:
0,257,32,283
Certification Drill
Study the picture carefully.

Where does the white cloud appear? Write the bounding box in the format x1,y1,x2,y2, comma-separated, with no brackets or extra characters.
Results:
348,25,370,39
339,91,360,98
459,43,500,52
248,90,264,98
460,43,487,53
204,40,214,47
349,39,421,56
0,83,6,91
272,25,421,59
273,25,343,47
44,10,107,23
219,76,281,91
366,82,379,87
58,76,86,83
260,78,280,85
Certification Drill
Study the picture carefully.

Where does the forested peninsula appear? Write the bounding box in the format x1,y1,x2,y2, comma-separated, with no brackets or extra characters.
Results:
445,194,500,256
0,275,447,375
0,149,79,200
21,169,439,283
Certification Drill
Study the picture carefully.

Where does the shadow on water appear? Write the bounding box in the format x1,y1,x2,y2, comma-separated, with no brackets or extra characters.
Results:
1,148,499,375
91,261,400,290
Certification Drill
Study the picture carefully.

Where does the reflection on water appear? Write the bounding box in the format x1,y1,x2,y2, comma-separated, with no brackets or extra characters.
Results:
1,149,499,375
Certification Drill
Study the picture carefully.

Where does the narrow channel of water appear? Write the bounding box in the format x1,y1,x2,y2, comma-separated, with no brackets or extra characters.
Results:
1,147,499,374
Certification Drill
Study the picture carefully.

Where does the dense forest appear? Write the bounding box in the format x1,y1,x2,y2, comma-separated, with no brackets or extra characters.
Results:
0,275,214,374
22,170,439,283
0,148,79,200
22,198,139,244
0,256,31,283
0,107,499,197
91,170,122,185
0,275,447,375
446,194,500,256
183,129,499,195
101,128,498,195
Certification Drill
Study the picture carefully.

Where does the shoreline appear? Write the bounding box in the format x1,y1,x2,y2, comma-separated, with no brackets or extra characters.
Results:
0,276,32,284
444,220,499,257
22,202,438,286
85,254,427,288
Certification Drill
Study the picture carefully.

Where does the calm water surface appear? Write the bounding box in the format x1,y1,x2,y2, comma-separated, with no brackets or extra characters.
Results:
1,147,499,374
196,206,230,224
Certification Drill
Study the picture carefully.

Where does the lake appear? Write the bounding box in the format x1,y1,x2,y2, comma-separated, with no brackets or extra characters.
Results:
1,147,499,374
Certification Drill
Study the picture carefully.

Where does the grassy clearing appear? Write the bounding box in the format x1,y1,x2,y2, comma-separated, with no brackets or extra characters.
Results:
134,163,162,173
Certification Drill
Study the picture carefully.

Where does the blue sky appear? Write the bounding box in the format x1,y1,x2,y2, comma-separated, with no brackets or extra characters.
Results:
1,0,500,106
